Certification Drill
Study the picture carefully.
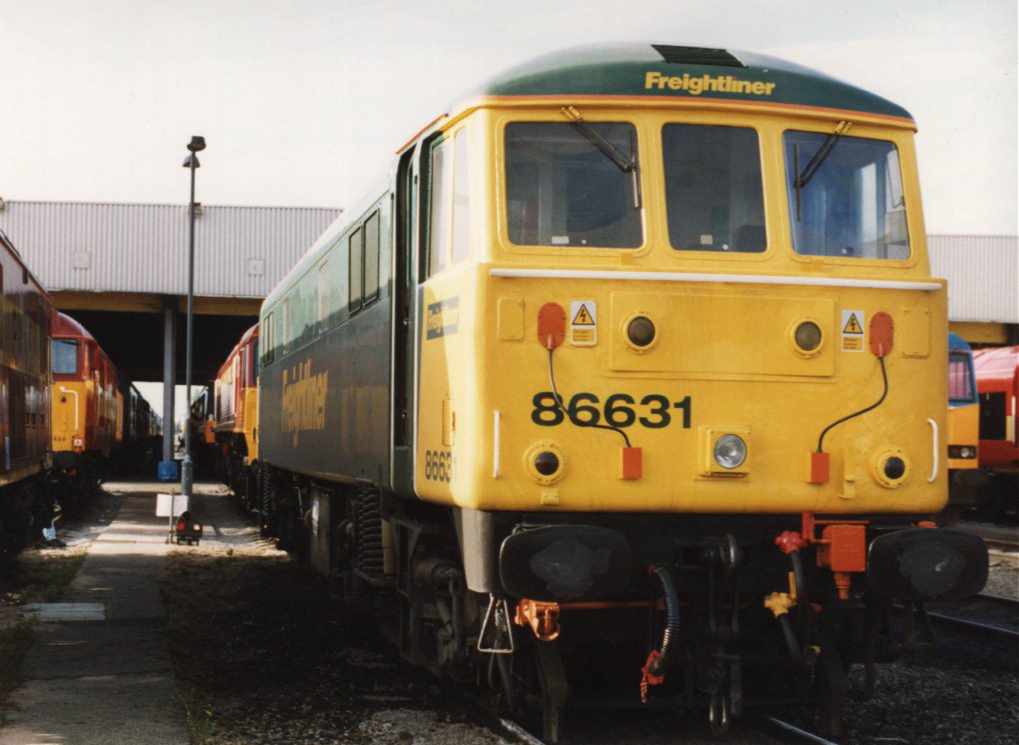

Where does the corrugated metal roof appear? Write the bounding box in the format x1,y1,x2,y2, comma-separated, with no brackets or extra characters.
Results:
929,234,1019,324
0,200,340,299
0,202,1014,324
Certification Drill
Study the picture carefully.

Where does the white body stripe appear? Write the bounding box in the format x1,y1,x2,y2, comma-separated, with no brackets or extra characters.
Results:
492,410,501,479
490,267,941,292
927,417,939,483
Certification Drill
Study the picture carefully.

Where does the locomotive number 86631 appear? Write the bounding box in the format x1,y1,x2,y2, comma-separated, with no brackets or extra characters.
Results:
246,44,989,741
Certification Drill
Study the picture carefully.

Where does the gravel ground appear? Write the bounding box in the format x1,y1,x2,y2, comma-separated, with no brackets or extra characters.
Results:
984,563,1019,599
777,607,1019,745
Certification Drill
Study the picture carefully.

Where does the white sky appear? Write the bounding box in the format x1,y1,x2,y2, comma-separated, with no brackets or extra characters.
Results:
1,0,1016,235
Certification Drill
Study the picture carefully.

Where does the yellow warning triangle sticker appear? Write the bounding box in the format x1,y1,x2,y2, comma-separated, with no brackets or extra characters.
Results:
572,304,595,325
843,313,863,334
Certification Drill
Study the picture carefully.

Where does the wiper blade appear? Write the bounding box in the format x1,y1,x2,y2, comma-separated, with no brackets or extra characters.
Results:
561,106,641,208
794,120,852,221
561,106,635,172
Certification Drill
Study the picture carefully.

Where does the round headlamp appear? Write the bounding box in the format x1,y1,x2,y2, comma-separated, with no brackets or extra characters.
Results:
713,435,747,470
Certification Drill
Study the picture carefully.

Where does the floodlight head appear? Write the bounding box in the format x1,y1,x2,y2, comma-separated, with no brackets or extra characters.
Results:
187,136,206,153
182,153,200,169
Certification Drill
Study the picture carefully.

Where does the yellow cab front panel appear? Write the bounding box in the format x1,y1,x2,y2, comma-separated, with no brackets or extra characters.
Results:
52,380,89,454
414,103,947,516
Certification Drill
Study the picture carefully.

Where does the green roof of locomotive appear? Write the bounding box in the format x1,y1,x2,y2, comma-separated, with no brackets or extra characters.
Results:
468,44,913,122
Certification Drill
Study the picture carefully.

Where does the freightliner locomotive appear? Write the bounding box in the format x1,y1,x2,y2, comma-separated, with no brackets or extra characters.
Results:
251,45,988,740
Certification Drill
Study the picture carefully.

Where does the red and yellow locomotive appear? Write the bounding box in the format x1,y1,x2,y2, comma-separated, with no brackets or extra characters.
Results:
213,324,260,508
50,312,119,500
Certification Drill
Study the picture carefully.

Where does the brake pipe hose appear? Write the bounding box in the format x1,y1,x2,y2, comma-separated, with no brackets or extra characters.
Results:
648,565,680,673
641,565,681,703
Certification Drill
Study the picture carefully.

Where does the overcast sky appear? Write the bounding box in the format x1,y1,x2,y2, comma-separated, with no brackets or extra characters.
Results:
1,0,1015,235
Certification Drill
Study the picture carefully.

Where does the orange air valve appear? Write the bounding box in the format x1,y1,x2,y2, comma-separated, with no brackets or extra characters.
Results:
537,303,566,350
869,312,894,358
816,524,866,600
514,598,561,641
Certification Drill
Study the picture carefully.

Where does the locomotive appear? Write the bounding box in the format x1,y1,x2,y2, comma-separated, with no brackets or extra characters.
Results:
212,323,260,508
50,312,118,502
974,344,1019,518
50,311,161,497
0,229,54,562
254,45,989,739
944,333,982,517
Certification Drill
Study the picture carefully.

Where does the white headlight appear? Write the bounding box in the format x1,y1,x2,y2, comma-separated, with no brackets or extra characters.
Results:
714,435,747,469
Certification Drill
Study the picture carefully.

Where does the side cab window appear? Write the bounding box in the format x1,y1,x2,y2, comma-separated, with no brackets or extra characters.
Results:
425,125,471,279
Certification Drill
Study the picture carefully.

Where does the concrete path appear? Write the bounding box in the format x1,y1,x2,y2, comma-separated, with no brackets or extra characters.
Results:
1,484,194,745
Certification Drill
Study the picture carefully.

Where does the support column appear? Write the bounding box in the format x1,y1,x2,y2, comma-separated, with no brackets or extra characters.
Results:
158,297,178,481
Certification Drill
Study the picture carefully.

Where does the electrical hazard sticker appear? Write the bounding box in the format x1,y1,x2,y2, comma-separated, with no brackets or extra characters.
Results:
569,300,597,346
841,310,865,352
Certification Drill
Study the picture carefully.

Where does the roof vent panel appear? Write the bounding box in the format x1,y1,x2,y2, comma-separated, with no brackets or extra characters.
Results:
652,45,745,68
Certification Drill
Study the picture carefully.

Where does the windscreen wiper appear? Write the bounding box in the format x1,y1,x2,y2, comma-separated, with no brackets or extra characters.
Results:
561,105,642,208
794,120,852,221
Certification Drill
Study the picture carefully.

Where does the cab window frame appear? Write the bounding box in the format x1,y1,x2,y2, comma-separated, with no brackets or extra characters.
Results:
661,121,768,255
781,128,912,263
502,119,644,251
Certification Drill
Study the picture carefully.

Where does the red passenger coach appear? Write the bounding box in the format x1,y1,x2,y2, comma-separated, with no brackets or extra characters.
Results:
974,345,1019,515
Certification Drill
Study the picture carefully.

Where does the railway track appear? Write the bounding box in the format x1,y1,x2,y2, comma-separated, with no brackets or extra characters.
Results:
927,591,1019,640
759,716,843,745
490,713,843,745
956,521,1019,554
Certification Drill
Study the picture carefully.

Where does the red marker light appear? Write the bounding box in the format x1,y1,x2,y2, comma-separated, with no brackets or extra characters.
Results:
869,312,894,358
537,303,566,350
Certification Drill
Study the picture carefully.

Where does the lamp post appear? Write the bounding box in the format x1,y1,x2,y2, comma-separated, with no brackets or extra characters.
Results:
181,135,205,502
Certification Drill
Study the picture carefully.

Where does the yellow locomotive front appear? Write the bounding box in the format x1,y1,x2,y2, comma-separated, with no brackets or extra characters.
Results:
417,65,945,516
405,46,988,739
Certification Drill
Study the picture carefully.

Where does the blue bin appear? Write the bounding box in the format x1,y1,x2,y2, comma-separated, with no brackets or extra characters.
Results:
157,460,179,482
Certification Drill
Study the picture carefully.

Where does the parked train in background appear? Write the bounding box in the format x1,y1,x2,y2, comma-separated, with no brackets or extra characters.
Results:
944,333,981,517
51,312,162,502
251,45,988,740
974,345,1019,519
212,324,259,508
0,229,54,562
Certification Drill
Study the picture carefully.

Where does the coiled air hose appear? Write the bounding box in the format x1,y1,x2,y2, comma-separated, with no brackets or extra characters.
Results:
648,565,680,675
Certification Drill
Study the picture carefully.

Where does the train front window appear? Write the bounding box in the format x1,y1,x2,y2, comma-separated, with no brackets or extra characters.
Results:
663,124,766,252
949,352,976,404
52,339,78,375
505,122,641,248
784,132,909,259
